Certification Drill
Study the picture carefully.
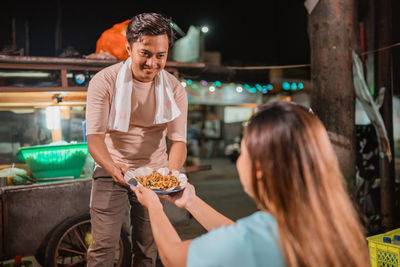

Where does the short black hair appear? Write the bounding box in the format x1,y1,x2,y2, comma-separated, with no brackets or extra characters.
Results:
126,12,175,48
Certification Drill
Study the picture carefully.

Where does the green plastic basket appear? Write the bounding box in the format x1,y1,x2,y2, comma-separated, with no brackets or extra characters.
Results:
18,143,89,179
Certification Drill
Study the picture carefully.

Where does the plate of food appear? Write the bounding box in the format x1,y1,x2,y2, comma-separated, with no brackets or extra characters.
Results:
124,167,187,195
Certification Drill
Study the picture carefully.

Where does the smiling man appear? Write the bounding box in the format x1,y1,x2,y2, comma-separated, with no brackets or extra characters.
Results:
85,13,188,267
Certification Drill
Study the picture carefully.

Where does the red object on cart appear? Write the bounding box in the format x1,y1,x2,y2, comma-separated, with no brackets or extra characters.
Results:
14,255,22,266
95,20,130,60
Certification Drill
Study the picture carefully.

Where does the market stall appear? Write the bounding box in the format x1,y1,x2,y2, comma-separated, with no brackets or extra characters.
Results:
0,55,211,266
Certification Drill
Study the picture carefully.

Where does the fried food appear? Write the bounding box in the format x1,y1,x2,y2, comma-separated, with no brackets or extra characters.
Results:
136,172,179,191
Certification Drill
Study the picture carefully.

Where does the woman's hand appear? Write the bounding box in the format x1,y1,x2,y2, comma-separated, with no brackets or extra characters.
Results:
131,184,162,209
160,183,196,209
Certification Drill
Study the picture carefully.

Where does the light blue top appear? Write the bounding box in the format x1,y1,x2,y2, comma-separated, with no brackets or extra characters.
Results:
187,211,286,267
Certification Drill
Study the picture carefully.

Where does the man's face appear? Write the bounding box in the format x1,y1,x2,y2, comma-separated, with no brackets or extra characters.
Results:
126,34,169,82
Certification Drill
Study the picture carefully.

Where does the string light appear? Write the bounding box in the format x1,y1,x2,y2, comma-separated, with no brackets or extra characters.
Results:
179,79,307,95
282,82,290,90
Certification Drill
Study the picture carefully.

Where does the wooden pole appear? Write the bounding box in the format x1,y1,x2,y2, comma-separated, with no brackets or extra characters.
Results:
375,0,395,229
308,0,359,183
364,0,375,94
12,17,17,50
55,0,62,56
51,129,62,143
24,19,30,56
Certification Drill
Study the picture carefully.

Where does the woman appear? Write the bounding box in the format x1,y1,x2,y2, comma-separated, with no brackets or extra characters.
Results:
131,101,371,267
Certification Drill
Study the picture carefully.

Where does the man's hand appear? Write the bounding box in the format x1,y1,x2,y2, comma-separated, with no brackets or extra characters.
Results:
87,134,128,185
110,162,128,185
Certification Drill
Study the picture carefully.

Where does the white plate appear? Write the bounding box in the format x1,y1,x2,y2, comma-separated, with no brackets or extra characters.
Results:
124,167,187,195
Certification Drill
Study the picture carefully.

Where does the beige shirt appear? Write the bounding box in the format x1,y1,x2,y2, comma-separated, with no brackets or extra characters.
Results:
86,62,188,170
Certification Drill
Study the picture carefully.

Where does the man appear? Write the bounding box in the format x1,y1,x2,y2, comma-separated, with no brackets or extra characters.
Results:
85,12,188,267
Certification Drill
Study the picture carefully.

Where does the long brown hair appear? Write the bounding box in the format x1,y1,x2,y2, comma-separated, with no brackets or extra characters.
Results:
245,101,370,267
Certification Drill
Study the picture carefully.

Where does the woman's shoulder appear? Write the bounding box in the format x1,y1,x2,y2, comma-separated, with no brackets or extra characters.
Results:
235,211,280,242
202,211,279,242
187,212,286,267
237,211,277,226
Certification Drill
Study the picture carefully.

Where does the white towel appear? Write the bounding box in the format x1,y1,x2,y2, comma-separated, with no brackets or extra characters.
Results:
107,57,181,132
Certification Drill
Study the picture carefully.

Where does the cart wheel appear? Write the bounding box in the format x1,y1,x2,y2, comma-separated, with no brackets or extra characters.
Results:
44,213,131,267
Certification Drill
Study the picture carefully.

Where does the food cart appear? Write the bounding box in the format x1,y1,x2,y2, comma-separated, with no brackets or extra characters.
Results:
0,55,210,266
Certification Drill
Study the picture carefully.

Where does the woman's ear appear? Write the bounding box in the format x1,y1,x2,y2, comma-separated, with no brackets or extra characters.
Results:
125,43,131,56
255,161,263,180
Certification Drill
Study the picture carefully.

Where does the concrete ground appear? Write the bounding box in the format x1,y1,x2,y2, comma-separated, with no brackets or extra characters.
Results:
7,157,257,266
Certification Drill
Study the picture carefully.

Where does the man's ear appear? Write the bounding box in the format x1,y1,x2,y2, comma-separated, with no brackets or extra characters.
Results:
125,43,131,56
255,161,263,180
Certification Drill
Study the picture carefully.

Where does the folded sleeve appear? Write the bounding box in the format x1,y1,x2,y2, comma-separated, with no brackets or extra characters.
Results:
85,72,113,135
167,78,188,143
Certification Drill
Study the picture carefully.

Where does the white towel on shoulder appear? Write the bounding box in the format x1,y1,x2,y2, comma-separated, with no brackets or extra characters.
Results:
107,57,181,132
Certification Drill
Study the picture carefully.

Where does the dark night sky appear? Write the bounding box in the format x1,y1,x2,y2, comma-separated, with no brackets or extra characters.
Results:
0,0,310,66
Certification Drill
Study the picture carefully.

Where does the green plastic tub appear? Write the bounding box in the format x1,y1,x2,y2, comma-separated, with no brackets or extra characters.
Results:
18,143,89,179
